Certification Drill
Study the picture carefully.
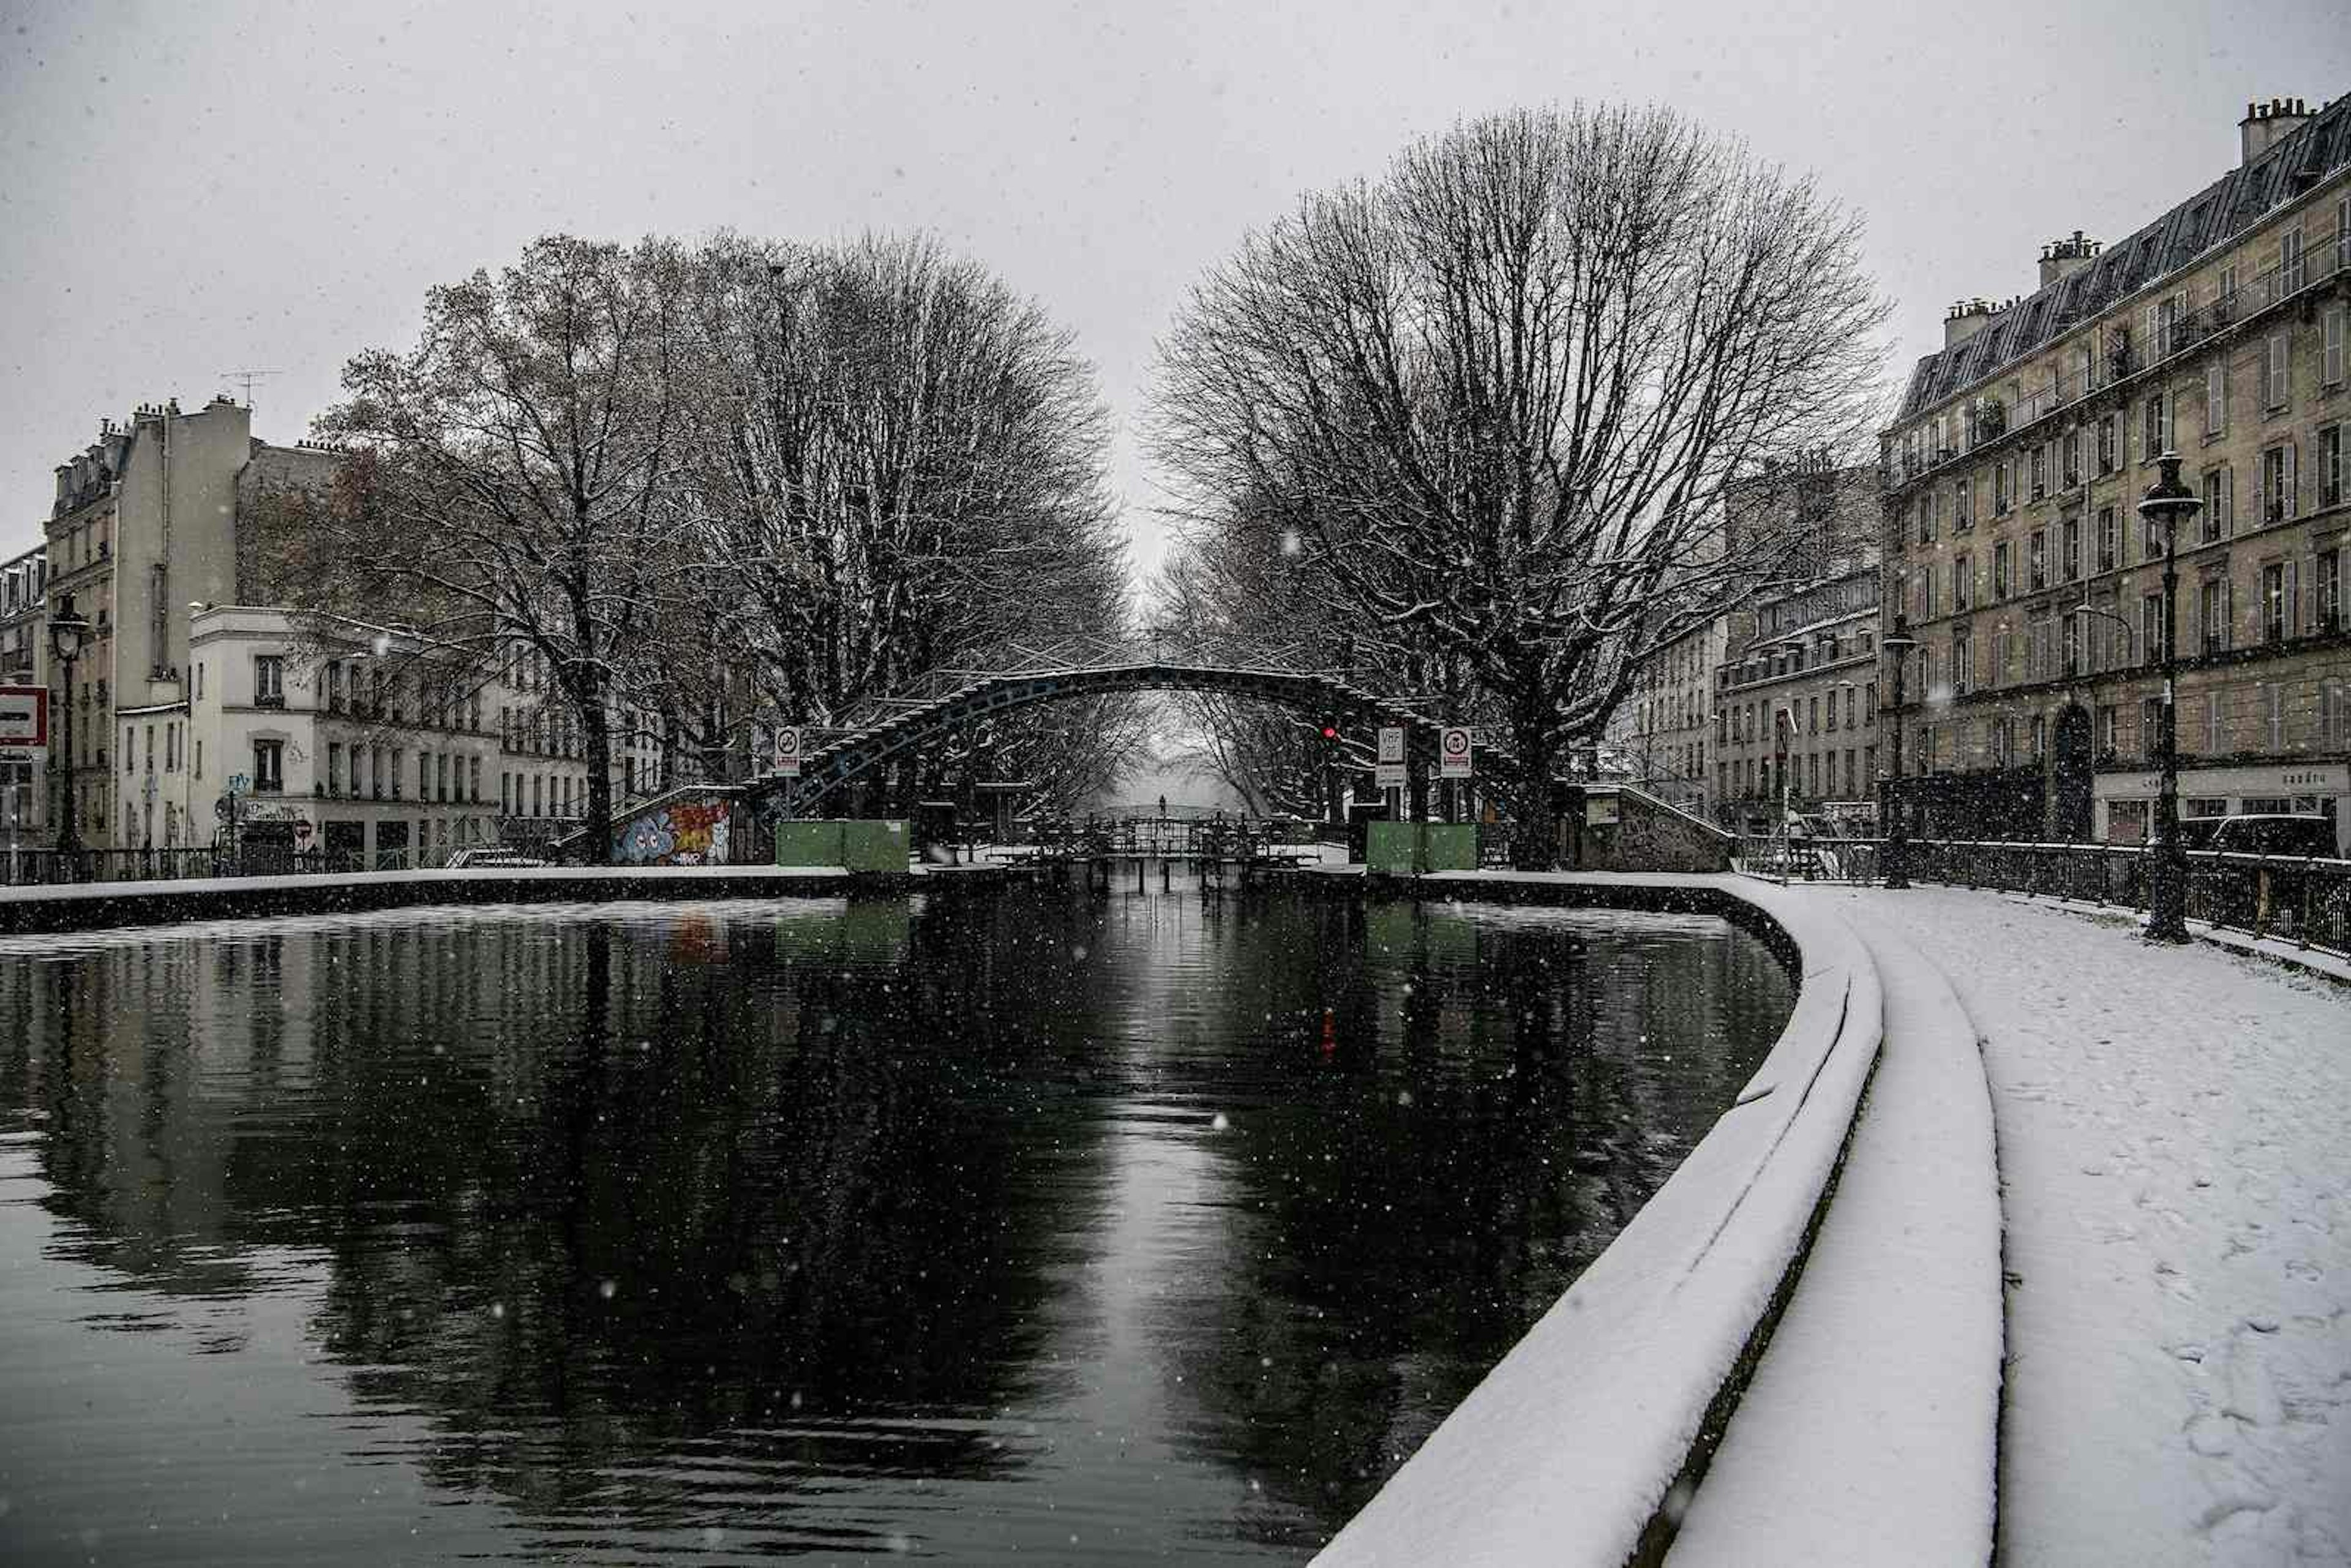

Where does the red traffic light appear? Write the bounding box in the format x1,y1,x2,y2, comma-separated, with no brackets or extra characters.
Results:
1321,723,1340,741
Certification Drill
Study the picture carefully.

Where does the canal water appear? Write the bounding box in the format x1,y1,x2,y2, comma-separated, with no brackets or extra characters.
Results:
0,885,1792,1564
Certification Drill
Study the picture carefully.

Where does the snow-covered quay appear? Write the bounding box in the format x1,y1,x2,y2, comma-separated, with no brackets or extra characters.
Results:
1318,874,2347,1568
1817,888,2351,1566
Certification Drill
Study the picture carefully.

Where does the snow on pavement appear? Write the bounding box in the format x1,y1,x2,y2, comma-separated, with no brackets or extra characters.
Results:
1818,887,2351,1566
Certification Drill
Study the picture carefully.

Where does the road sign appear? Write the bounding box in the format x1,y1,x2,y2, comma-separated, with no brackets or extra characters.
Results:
1377,726,1405,764
1439,726,1474,779
773,726,803,778
1375,762,1407,790
0,685,47,749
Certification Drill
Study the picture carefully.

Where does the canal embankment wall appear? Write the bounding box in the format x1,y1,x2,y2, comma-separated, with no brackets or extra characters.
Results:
1311,871,2001,1568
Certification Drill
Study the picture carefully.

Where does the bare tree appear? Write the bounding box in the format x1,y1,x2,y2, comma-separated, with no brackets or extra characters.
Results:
1152,105,1886,866
676,233,1139,814
277,236,701,863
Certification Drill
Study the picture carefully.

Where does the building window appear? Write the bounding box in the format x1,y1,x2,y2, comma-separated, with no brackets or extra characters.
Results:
2061,429,2082,490
2263,331,2290,410
1952,553,1972,611
2098,506,2118,572
2205,358,2226,435
2030,715,2045,759
2142,593,2165,666
2262,444,2297,525
470,755,482,803
2200,577,2232,654
2029,445,2047,500
2324,304,2345,388
1955,477,1973,530
2262,563,2288,644
326,661,345,713
2141,391,2168,459
2281,228,2306,293
1992,541,2012,599
2141,697,2165,759
2029,530,2047,591
2264,682,2285,751
1952,623,1973,695
2097,704,2118,758
2200,469,2227,542
2319,550,2342,634
2096,415,2118,475
1917,494,1935,546
1993,460,2011,514
253,739,284,795
255,654,285,708
2320,424,2344,509
2061,514,2082,582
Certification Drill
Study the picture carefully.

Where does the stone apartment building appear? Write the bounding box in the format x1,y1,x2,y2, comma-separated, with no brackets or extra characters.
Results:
2,542,48,842
40,396,305,852
37,394,689,862
1881,95,2351,852
1709,461,1883,833
1606,618,1727,818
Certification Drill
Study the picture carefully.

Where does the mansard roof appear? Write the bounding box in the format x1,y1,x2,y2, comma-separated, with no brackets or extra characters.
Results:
1897,94,2351,422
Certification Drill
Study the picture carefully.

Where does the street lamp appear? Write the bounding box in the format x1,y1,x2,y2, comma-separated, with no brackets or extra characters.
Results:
2138,450,2202,943
48,593,90,860
1881,615,1919,888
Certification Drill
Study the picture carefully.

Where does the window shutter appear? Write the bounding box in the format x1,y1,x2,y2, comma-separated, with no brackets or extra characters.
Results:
2287,441,2298,517
2326,306,2345,386
2222,464,2233,535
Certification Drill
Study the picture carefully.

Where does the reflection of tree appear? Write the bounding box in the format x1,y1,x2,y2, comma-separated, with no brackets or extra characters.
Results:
0,893,1794,1559
1154,900,1792,1537
1,899,1123,1534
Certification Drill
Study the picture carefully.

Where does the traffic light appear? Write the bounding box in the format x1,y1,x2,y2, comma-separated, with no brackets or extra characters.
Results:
1319,713,1341,743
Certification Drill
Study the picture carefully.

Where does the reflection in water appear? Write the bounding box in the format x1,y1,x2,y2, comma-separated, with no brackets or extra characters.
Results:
0,887,1791,1564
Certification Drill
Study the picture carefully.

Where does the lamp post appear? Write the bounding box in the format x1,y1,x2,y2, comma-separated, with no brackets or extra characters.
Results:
48,593,90,863
2138,451,2201,943
1880,616,1919,887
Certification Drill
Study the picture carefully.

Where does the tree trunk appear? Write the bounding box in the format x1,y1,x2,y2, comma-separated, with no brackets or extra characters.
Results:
1507,708,1559,872
583,670,615,866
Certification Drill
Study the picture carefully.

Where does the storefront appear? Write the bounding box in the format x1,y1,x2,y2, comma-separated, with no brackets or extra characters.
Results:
2093,762,2349,853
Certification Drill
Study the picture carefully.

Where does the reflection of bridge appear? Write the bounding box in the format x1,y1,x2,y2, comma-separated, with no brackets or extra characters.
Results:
759,634,1484,812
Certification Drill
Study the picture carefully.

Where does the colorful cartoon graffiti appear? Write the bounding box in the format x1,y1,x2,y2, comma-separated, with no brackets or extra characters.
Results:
613,798,733,866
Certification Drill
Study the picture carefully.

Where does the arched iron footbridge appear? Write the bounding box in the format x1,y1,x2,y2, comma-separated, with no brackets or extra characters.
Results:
755,633,1491,812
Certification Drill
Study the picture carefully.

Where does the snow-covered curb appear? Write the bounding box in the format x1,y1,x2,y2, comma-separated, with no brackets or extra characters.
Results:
1316,872,1885,1568
0,863,978,935
1666,918,2001,1565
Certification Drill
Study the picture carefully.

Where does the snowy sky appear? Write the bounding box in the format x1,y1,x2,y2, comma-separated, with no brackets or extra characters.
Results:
2,0,2347,577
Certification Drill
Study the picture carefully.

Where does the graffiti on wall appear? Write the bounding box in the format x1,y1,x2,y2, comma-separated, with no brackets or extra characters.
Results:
615,798,733,866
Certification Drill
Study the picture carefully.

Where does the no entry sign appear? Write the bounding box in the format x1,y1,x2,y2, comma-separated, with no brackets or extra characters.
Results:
1439,726,1474,779
773,726,803,778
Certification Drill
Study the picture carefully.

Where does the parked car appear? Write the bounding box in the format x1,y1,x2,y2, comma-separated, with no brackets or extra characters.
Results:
2204,814,2340,858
